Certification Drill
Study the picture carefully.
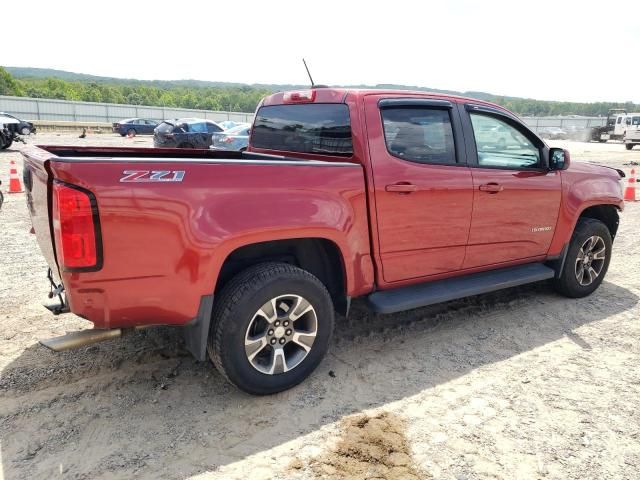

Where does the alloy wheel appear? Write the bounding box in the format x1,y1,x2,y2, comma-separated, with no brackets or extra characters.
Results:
244,294,318,375
574,235,606,286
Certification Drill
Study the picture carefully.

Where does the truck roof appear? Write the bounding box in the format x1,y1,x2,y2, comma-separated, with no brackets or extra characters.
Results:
261,87,509,112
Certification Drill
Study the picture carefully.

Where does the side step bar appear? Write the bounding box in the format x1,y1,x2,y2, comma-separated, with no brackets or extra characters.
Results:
367,263,555,314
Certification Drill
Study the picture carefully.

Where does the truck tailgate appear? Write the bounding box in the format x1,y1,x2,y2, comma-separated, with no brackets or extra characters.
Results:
23,146,60,279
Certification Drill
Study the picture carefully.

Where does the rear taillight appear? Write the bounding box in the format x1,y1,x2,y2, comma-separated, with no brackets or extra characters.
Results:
52,182,102,271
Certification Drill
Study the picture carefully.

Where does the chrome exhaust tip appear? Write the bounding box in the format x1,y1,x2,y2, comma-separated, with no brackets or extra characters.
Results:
40,329,123,351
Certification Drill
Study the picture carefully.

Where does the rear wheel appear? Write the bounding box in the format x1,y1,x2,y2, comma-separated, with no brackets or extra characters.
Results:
626,144,634,151
552,218,612,298
208,262,334,395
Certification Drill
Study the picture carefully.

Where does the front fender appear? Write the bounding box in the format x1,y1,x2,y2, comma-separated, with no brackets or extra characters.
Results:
548,170,623,255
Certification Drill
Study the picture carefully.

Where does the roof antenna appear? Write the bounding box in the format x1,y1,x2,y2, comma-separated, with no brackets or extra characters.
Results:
302,58,315,87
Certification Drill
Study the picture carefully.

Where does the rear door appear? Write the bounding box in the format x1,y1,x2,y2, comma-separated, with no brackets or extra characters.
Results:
365,96,473,283
460,104,561,269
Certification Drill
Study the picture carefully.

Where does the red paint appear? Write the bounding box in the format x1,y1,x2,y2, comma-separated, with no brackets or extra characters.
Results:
22,88,624,330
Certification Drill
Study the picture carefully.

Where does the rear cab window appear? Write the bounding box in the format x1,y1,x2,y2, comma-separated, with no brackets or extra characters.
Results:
251,104,353,156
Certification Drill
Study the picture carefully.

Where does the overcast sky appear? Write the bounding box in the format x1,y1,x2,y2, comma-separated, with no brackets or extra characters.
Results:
4,0,640,103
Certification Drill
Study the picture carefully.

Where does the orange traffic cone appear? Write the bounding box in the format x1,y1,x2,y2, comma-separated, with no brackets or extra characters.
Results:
624,168,637,202
8,160,23,193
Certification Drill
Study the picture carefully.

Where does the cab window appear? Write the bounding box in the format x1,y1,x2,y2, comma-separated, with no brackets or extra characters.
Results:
381,107,456,165
469,113,540,169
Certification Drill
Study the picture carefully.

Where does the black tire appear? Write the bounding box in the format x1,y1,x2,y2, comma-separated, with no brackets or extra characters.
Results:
552,218,612,298
208,262,335,395
127,128,136,137
626,144,634,151
1,139,12,150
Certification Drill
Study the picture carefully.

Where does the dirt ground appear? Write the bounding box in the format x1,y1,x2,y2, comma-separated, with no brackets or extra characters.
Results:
1,133,639,480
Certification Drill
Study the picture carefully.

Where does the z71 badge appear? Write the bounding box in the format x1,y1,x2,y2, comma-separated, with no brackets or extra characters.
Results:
120,170,185,183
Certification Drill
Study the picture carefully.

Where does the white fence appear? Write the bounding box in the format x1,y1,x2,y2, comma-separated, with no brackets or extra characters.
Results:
1,95,608,133
0,95,254,124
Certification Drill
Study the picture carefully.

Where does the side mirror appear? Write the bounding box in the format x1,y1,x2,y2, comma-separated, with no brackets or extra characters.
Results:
549,147,570,171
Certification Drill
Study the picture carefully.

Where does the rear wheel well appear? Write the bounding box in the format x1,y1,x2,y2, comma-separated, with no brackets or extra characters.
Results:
578,205,620,240
216,238,348,315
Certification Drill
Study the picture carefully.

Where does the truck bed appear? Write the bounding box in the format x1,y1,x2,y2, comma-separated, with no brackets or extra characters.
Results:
22,144,370,330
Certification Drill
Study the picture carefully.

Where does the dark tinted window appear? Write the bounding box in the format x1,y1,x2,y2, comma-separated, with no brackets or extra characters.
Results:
206,122,223,133
381,107,456,164
252,104,352,156
156,122,174,133
188,122,208,133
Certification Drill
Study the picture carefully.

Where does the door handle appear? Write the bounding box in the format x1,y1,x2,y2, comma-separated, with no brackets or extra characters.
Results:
479,183,503,193
385,183,418,193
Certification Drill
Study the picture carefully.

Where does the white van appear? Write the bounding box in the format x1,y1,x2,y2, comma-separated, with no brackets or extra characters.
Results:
624,113,640,150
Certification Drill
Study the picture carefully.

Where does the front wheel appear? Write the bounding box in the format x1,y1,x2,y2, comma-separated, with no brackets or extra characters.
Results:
126,128,136,137
0,139,12,150
208,262,334,395
552,218,612,298
626,144,634,151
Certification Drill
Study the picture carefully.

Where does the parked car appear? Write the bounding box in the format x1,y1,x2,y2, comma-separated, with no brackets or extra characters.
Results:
153,118,224,148
23,88,624,395
0,114,21,149
210,123,251,151
538,126,569,140
112,118,159,136
218,120,240,130
0,112,36,136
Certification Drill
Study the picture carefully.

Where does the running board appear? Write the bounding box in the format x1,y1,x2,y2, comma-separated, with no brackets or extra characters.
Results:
367,263,555,314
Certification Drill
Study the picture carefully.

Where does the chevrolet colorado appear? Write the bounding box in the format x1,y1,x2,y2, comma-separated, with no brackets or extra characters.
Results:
22,88,625,394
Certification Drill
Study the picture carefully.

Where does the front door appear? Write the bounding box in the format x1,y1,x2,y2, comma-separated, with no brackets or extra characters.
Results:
462,107,562,269
365,96,474,283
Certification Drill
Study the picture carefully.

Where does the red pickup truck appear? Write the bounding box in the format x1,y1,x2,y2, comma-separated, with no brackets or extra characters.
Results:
23,88,624,394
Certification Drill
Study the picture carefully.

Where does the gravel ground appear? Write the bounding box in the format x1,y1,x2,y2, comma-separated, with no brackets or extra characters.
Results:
1,134,639,480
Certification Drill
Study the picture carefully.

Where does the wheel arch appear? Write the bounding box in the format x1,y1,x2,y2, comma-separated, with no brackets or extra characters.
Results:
549,203,620,278
215,237,351,316
577,204,620,240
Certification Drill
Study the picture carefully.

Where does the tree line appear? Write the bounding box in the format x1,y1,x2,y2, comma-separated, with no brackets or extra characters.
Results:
1,66,638,116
